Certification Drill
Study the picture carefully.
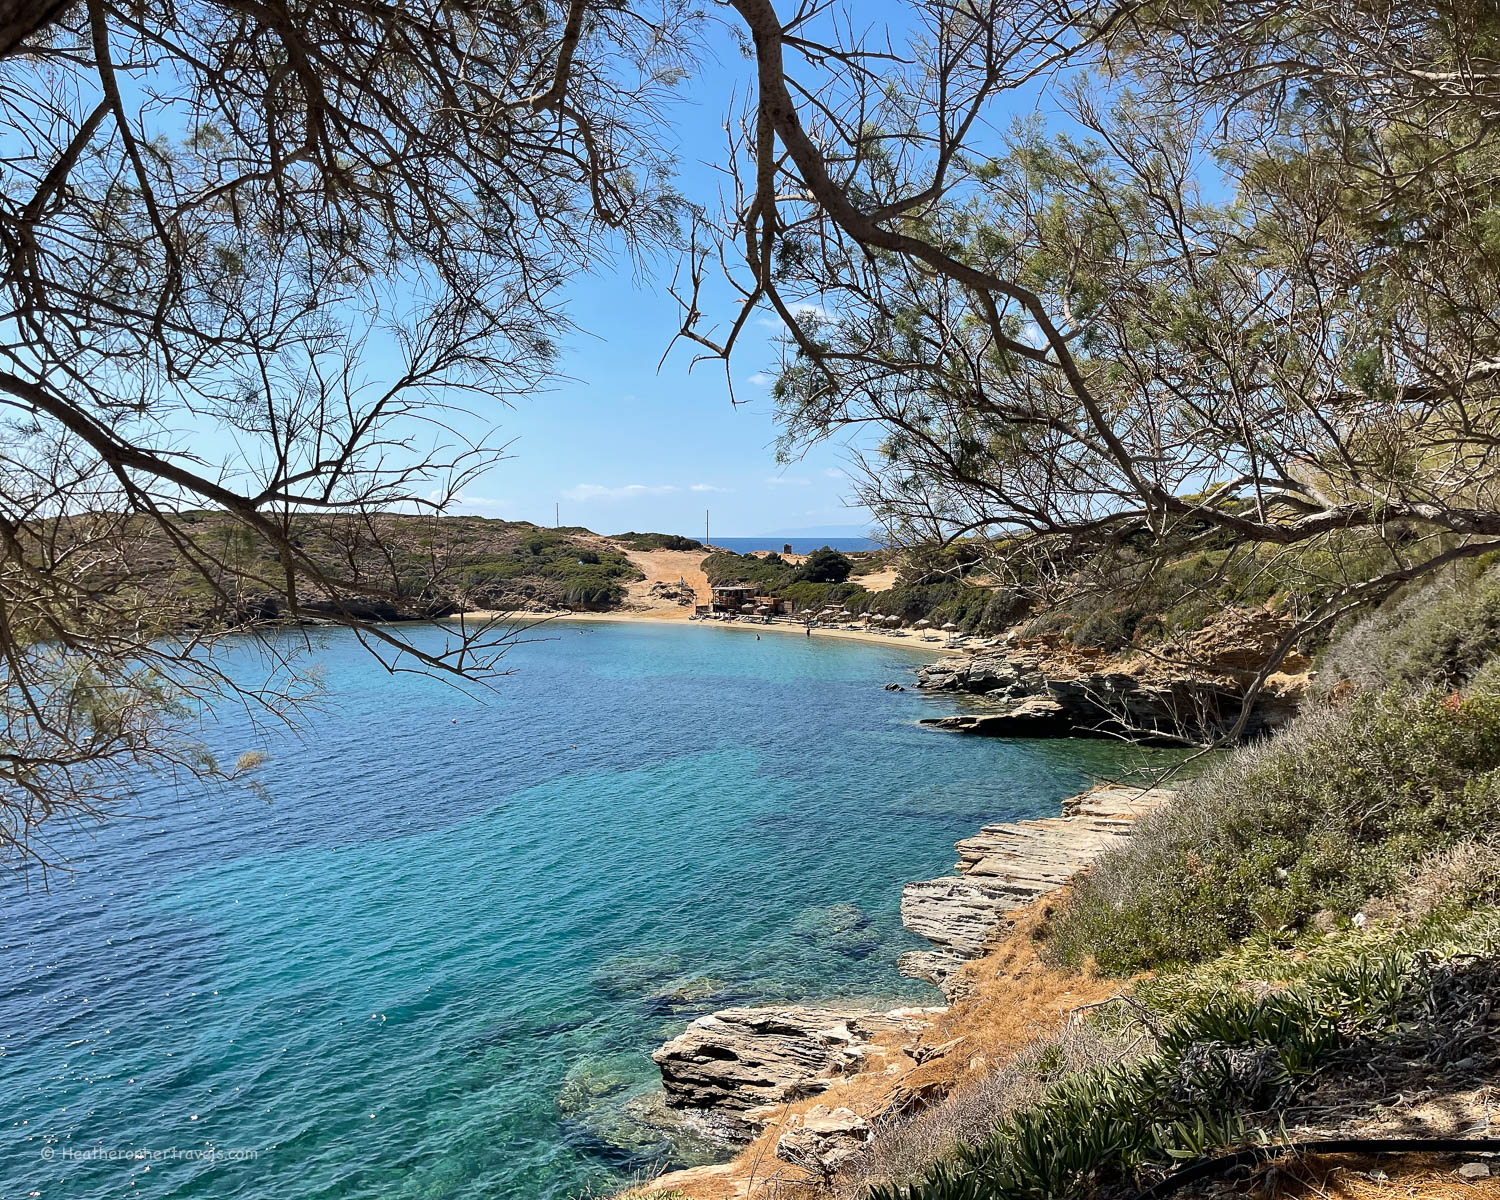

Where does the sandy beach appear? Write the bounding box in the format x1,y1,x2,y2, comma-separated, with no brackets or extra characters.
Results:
448,605,955,657
445,545,956,657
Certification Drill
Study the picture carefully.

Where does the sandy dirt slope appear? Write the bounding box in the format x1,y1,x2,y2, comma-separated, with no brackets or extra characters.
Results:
856,566,900,591
617,548,710,617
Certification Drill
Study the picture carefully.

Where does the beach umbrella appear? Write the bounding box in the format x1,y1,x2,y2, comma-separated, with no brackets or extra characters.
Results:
886,615,902,626
914,619,931,629
740,603,756,612
942,622,959,632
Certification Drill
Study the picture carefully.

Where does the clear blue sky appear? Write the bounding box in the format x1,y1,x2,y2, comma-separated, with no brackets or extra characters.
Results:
444,29,867,539
448,241,869,539
367,9,1072,539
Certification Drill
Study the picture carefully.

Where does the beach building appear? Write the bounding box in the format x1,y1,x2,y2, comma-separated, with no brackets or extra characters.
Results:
708,584,756,613
704,584,787,617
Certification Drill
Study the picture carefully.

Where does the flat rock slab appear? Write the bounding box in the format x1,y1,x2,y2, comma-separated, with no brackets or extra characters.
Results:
652,1004,935,1141
901,787,1173,979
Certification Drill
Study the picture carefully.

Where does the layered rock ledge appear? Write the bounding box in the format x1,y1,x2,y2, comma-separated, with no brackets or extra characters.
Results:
915,609,1306,742
651,1004,936,1142
899,786,1174,993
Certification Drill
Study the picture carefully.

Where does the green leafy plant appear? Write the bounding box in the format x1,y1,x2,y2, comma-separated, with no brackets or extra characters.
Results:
1050,688,1500,973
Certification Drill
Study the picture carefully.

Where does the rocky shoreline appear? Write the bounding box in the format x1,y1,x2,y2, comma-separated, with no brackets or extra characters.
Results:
633,616,1309,1191
643,778,1175,1177
651,1004,938,1143
913,609,1307,743
898,785,1174,995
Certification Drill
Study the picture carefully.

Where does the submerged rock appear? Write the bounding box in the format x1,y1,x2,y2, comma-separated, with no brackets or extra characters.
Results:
591,951,687,999
652,1004,935,1141
556,1055,722,1172
639,976,755,1018
789,903,881,960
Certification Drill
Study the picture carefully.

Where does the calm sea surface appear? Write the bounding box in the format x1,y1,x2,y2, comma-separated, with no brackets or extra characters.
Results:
0,622,1174,1200
709,537,879,553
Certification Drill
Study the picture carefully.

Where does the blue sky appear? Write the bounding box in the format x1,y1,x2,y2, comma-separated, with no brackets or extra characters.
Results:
360,8,1076,539
441,34,866,538
447,244,868,539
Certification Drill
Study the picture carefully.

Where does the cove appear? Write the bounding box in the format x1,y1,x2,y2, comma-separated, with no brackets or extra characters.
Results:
0,621,1177,1200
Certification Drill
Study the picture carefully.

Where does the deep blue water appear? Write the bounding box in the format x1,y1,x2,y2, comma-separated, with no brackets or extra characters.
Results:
710,537,880,553
0,622,1172,1200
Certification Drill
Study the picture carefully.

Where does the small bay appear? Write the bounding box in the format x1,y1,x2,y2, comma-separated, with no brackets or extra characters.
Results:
0,621,1176,1199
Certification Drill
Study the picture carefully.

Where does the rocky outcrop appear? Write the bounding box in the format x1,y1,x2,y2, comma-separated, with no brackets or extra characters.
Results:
774,1105,872,1177
647,579,697,606
900,786,1174,994
915,610,1307,742
652,1004,936,1141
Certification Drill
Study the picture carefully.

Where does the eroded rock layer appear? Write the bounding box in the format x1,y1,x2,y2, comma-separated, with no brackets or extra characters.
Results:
651,1004,935,1141
899,787,1174,992
915,609,1307,742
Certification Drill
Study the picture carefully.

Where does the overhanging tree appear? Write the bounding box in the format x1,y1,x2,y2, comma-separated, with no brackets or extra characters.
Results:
0,0,692,861
680,0,1500,723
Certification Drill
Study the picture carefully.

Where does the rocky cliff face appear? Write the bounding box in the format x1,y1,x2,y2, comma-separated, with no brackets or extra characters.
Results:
915,609,1306,743
651,1005,936,1142
899,786,1176,995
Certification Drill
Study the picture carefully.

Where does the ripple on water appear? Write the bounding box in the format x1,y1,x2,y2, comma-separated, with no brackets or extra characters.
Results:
0,622,1185,1199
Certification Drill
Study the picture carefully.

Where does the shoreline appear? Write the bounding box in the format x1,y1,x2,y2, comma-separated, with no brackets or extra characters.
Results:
447,606,958,658
633,784,1176,1200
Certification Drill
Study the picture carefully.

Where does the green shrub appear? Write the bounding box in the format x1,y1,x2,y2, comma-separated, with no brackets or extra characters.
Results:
1318,562,1500,693
700,550,796,590
872,949,1450,1200
1049,688,1500,973
795,546,853,583
453,535,640,609
612,532,703,552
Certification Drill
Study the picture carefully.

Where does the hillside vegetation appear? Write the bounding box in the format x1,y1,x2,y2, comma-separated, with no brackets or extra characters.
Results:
790,563,1500,1200
159,512,649,624
702,533,1416,657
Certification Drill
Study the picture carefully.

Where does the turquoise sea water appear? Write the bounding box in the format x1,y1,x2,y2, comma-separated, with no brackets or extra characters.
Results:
0,622,1172,1200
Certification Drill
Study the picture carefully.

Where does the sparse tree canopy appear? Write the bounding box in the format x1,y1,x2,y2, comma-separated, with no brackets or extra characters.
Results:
680,0,1500,712
0,0,692,861
9,0,1500,849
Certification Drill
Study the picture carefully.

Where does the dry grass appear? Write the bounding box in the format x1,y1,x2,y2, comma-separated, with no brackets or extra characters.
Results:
1245,1153,1500,1200
1362,837,1500,927
834,1022,1137,1199
627,900,1132,1200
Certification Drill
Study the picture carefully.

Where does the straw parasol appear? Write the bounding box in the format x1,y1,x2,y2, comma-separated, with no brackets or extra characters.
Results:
942,622,959,632
914,619,931,629
740,603,756,612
